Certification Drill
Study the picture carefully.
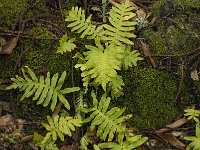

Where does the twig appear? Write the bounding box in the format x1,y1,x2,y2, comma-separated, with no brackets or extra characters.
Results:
13,45,30,75
175,59,185,104
71,53,76,114
0,32,59,40
51,102,63,119
149,47,200,58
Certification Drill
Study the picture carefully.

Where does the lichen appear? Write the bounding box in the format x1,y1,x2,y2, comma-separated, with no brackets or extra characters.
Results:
117,68,178,129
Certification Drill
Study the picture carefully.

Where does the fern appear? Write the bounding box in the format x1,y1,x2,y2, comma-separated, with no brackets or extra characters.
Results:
108,76,125,99
42,115,82,144
75,39,125,91
184,109,200,123
101,0,137,45
122,47,144,70
81,92,132,142
80,133,91,150
57,34,76,54
184,123,200,150
65,7,105,39
98,133,148,150
7,66,80,111
33,132,59,150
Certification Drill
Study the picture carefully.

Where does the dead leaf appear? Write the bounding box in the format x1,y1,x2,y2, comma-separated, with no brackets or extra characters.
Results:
166,117,187,129
161,133,185,150
0,114,13,126
156,128,171,134
136,9,147,19
140,40,157,67
191,69,199,81
0,37,6,45
0,34,19,54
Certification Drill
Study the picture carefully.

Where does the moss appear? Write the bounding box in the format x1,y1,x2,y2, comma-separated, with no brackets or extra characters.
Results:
117,68,178,129
0,0,28,28
142,19,198,54
152,0,200,16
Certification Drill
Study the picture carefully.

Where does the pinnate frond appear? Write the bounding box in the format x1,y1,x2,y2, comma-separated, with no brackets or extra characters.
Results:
98,133,148,150
75,40,124,91
57,34,76,54
101,0,137,45
7,66,80,111
108,76,125,99
184,123,200,150
122,47,144,70
81,92,132,142
65,7,105,39
33,132,59,150
42,115,82,144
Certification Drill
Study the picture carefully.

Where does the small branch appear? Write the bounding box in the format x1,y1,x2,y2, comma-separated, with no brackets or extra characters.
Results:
149,47,200,58
0,32,59,40
175,59,185,104
71,53,76,114
51,102,63,119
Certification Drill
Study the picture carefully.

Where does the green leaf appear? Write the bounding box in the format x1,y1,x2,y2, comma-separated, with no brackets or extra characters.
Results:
7,66,80,111
83,92,132,142
42,115,82,144
122,47,144,70
76,40,124,91
57,34,76,54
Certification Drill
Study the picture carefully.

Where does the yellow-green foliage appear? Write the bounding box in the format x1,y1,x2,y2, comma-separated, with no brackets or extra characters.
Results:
81,92,132,143
184,123,200,150
57,34,76,54
98,133,148,150
118,68,178,128
75,40,125,92
7,66,80,111
33,132,59,150
65,0,137,45
42,115,82,143
101,0,137,45
0,0,28,28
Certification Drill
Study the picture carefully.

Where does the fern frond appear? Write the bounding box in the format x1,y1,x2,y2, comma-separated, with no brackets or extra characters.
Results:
80,133,91,150
65,7,105,39
108,76,125,99
75,40,125,91
57,34,76,54
98,133,148,150
184,123,200,150
81,92,132,142
42,115,82,144
101,0,137,45
7,66,80,111
33,132,59,150
123,47,144,70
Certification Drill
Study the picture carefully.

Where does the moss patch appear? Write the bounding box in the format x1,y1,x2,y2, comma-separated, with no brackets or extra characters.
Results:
0,0,28,29
117,68,178,129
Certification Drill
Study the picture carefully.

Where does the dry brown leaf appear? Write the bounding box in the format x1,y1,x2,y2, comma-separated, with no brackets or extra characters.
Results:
0,34,19,54
166,117,187,129
136,9,147,19
0,114,14,127
0,37,6,45
140,40,157,67
156,128,171,134
161,133,185,150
